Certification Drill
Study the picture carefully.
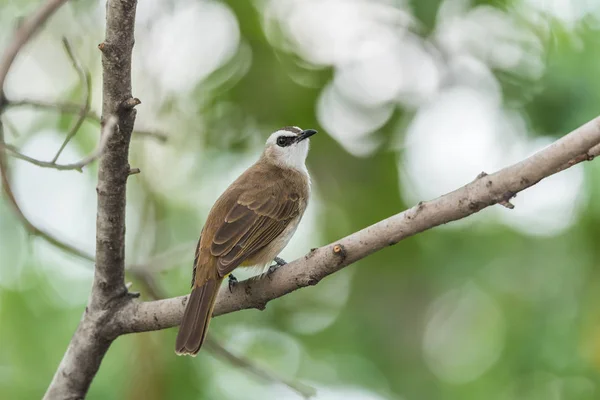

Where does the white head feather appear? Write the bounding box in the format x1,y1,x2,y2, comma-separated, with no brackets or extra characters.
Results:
263,126,312,175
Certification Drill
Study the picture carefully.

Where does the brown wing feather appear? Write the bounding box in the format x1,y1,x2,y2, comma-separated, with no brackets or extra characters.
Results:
210,185,301,277
211,206,259,254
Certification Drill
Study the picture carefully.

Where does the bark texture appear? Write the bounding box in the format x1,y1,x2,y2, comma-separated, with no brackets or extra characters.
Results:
44,1,139,398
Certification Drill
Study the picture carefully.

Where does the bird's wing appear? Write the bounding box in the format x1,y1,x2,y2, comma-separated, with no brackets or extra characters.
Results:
209,185,301,277
190,229,203,288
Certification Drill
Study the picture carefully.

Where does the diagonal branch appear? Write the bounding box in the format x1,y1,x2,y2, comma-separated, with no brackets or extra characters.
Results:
0,0,70,100
205,338,317,399
2,115,117,172
50,37,91,163
2,114,20,138
119,116,600,334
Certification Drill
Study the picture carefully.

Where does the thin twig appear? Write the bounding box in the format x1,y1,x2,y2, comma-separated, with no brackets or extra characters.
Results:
205,338,316,399
1,115,19,138
0,125,93,262
0,118,95,262
0,0,70,100
0,0,99,264
2,115,118,172
6,99,168,141
8,98,80,112
51,37,92,163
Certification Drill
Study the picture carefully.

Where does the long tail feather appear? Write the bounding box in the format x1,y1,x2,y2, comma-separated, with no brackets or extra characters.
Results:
175,278,221,356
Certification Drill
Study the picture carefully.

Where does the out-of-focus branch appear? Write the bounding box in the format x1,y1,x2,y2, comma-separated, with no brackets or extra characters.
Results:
0,117,115,261
3,115,117,172
205,338,317,399
51,37,92,163
7,98,81,112
0,0,91,262
5,98,168,141
2,115,19,138
131,268,316,399
119,115,600,333
0,0,70,101
0,143,93,259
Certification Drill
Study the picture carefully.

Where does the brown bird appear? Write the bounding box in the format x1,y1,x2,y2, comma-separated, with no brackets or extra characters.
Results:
175,126,317,355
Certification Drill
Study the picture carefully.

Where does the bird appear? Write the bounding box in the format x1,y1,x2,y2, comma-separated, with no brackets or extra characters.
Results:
175,126,317,356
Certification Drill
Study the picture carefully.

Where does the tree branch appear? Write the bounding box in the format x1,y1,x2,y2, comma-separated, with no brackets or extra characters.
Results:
118,116,600,334
0,0,94,262
51,37,91,163
43,0,140,398
92,0,138,306
205,338,317,399
1,114,20,138
0,0,69,101
2,115,117,171
5,98,168,141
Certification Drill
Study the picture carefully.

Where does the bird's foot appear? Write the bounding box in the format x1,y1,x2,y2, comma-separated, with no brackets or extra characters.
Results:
228,274,238,293
274,257,287,266
267,257,287,277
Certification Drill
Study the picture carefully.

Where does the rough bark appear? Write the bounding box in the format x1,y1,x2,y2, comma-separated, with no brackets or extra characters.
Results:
92,0,138,308
43,1,139,398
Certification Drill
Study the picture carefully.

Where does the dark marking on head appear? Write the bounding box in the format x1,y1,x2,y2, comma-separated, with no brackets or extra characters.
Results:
276,135,296,147
280,126,302,134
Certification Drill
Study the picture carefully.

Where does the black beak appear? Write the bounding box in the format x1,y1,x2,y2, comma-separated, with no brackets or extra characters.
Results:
296,129,317,142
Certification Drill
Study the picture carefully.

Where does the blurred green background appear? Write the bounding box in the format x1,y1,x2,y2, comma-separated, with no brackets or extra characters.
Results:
2,0,600,399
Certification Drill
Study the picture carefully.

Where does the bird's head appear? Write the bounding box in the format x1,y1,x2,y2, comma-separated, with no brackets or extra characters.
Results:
262,126,317,171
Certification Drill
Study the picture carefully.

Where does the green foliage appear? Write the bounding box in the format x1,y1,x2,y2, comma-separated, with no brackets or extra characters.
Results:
2,1,600,399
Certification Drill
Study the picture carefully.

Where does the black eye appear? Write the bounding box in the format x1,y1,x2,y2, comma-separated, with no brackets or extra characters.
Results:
277,136,291,147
